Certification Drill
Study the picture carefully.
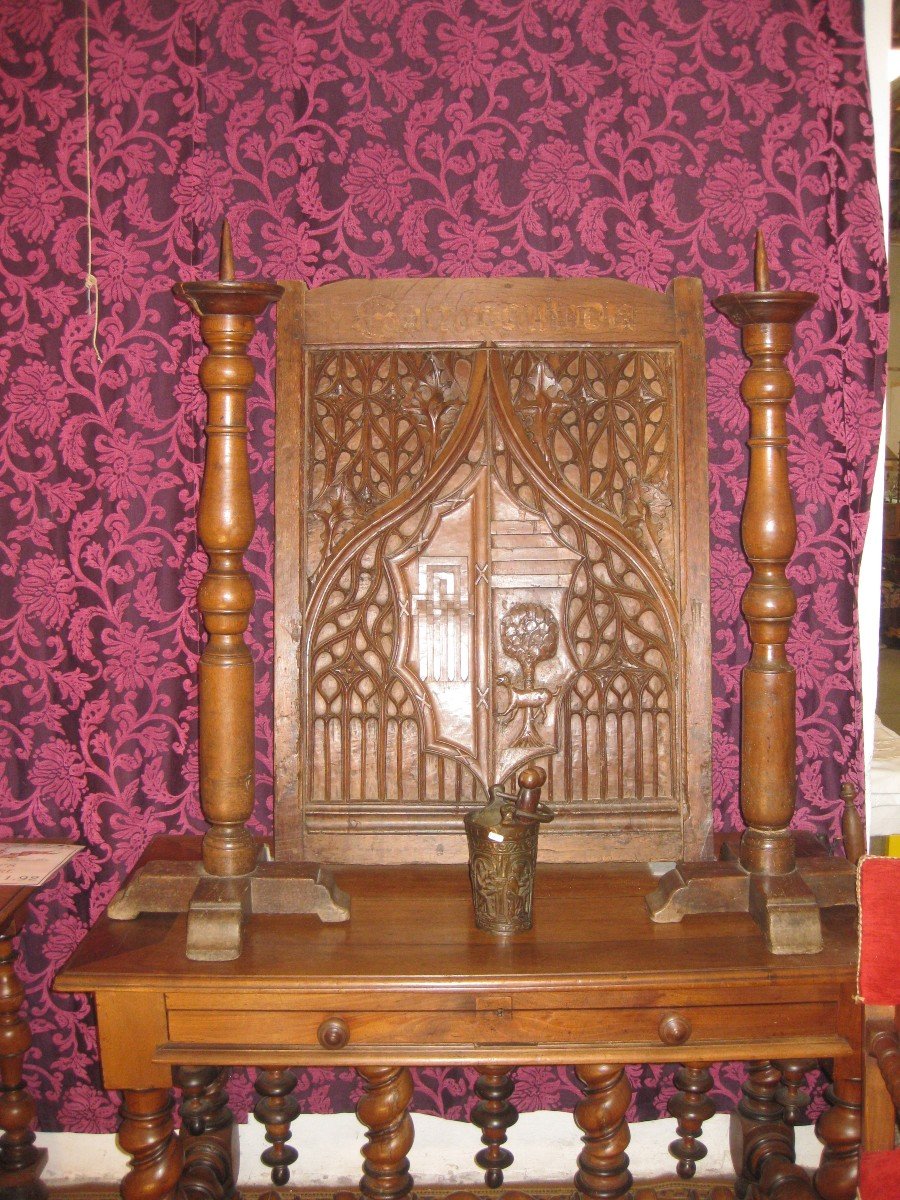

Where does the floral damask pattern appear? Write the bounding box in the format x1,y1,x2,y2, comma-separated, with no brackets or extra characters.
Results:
0,0,885,1131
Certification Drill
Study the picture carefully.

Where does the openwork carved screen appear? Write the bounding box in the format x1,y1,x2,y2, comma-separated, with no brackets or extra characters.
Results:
275,279,712,864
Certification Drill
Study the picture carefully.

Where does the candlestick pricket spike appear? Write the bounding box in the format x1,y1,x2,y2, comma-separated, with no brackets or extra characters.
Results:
107,220,349,960
646,231,856,954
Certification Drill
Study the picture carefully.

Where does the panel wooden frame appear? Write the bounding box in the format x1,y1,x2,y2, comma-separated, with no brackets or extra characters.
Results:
274,277,712,865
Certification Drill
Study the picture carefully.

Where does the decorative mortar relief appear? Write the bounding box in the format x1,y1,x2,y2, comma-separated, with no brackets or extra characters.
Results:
299,344,681,854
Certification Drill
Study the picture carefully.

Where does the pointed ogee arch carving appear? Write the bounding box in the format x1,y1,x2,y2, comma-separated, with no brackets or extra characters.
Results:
273,276,713,865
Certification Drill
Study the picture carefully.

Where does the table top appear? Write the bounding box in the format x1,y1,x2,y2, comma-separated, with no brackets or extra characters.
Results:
57,848,857,999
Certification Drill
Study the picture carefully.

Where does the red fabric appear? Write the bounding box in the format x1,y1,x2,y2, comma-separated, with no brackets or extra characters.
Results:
858,857,900,1006
859,1150,900,1200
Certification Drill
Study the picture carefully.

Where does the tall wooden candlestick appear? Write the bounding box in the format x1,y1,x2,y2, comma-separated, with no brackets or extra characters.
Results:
106,221,349,960
647,233,856,954
718,232,811,881
180,222,281,879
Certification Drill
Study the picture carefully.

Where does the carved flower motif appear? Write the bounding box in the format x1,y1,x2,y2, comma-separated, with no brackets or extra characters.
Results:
258,18,317,90
100,622,159,693
57,1083,120,1134
796,32,842,109
95,429,155,501
615,220,674,290
93,231,149,302
261,217,319,277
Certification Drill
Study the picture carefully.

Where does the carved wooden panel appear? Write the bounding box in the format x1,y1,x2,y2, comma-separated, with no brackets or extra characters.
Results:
275,278,712,864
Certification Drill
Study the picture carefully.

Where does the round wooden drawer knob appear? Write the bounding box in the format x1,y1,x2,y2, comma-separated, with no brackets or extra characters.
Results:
658,1014,691,1045
317,1017,350,1050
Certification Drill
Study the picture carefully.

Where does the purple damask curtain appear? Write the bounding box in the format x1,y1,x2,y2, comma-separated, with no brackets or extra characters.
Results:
0,0,886,1132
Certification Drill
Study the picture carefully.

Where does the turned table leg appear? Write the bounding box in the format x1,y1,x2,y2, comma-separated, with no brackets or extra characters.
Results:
730,1060,786,1199
357,1066,414,1200
254,1067,300,1187
0,922,47,1200
813,1057,862,1200
472,1067,517,1188
668,1062,714,1180
118,1088,183,1200
773,1060,813,1127
574,1064,632,1200
177,1066,237,1200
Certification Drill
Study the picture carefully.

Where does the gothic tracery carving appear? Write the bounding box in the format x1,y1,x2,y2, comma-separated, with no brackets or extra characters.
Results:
308,350,474,575
502,349,677,579
297,343,681,855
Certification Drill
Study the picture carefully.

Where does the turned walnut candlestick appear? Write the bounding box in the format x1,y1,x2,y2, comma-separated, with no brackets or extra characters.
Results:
105,221,349,960
178,222,282,879
646,232,856,953
715,233,813,881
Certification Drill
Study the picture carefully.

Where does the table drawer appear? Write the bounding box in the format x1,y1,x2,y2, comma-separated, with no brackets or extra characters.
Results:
165,998,841,1057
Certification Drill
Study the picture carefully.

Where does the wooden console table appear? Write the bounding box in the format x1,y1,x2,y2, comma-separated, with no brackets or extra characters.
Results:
0,884,48,1200
56,838,861,1200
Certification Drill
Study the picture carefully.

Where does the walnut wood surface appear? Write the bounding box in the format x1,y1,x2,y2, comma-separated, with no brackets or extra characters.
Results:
254,1068,300,1187
646,236,854,955
730,1060,783,1199
773,1059,813,1126
117,1089,182,1200
814,1055,863,1200
57,847,858,1091
870,1023,900,1110
711,240,815,889
667,1063,714,1180
472,1067,517,1188
274,275,713,865
0,905,48,1200
0,891,32,935
863,1014,899,1153
356,1066,414,1200
574,1064,632,1200
176,228,282,880
58,256,865,1197
56,846,860,1196
177,1066,236,1200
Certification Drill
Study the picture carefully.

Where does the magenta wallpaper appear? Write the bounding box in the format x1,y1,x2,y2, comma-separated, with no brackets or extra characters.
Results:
0,0,886,1134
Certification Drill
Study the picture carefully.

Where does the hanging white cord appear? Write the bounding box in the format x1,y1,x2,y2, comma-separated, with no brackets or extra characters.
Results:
83,0,101,364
